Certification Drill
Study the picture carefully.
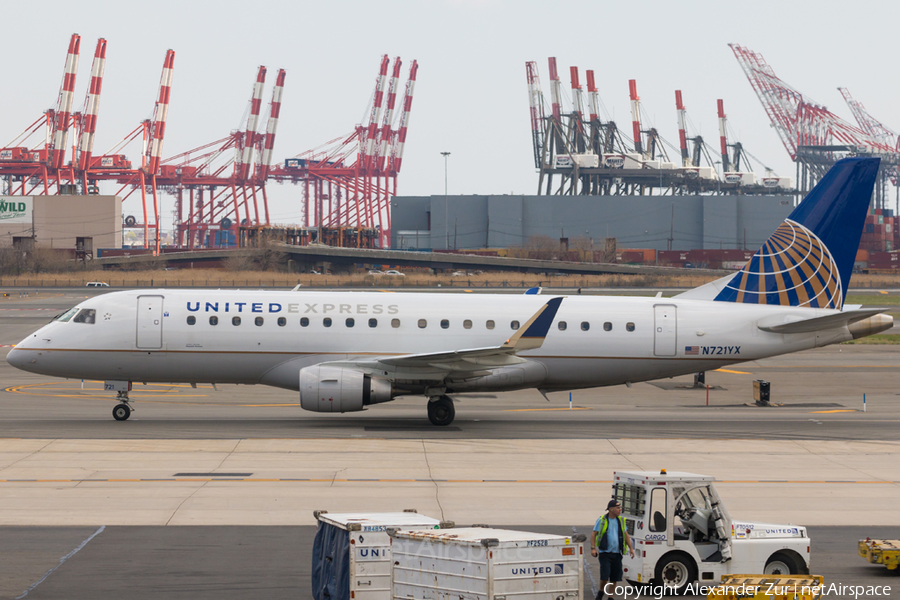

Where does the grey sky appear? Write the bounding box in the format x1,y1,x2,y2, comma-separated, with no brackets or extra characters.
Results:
2,0,897,230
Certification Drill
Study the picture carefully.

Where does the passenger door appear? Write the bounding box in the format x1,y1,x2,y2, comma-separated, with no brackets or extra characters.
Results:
653,304,677,356
136,295,164,349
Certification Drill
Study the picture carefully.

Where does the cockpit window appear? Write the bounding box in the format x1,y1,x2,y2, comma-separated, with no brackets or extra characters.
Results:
72,309,97,324
56,307,80,322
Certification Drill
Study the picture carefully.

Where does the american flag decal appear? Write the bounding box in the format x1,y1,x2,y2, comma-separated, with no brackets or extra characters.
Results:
685,346,699,355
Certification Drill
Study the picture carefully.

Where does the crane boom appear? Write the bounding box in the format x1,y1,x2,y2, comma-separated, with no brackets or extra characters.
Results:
75,38,107,172
49,33,81,170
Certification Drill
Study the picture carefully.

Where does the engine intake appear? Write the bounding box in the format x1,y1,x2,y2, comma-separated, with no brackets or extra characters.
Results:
299,366,393,413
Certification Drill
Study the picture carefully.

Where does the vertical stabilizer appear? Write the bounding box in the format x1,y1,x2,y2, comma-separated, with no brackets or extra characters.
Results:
712,157,879,309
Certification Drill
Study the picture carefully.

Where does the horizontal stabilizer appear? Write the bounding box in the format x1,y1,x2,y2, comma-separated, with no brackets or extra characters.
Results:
758,309,886,334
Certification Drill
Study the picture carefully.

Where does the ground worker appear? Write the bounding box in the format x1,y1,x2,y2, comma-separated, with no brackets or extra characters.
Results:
591,499,635,600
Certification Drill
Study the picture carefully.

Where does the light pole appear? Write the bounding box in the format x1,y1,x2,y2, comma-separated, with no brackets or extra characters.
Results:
441,151,450,195
441,152,450,248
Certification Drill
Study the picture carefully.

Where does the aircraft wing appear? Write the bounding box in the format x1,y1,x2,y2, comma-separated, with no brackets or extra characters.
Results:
324,297,563,376
757,308,886,334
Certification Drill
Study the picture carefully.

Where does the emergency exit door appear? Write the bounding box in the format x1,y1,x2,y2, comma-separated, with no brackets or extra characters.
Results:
136,295,164,349
653,304,677,356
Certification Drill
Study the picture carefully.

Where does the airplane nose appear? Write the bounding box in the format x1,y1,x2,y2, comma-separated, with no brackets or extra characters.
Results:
6,347,27,369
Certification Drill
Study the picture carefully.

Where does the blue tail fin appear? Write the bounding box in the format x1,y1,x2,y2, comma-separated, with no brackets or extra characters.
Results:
714,156,879,309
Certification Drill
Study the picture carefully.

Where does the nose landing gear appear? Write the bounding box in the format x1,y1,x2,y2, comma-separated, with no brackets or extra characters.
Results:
112,390,134,421
427,395,455,426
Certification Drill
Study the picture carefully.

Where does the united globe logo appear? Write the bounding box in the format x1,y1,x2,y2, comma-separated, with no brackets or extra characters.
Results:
715,220,843,310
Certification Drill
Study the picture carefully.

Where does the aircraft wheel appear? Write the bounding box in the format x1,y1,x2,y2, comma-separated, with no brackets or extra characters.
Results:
112,403,131,421
427,395,455,426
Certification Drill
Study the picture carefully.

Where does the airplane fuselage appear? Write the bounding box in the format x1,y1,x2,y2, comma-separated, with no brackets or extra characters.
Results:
8,289,854,394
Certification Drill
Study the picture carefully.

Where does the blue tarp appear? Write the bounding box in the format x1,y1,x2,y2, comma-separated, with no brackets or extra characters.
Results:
311,522,350,600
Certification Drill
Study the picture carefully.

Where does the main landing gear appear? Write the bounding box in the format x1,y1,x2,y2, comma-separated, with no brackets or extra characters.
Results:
112,390,134,421
427,395,455,426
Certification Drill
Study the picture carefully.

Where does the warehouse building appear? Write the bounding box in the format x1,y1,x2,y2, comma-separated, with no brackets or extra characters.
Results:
390,194,794,252
0,195,122,255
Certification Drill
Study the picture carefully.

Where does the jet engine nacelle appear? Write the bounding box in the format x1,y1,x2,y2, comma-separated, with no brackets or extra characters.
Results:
299,365,393,413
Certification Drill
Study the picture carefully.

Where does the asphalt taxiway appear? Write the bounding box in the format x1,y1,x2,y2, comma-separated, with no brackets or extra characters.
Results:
1,288,898,599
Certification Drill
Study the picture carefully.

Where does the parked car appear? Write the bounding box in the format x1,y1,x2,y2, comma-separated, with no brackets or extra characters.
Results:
383,270,405,276
367,269,383,275
85,282,109,287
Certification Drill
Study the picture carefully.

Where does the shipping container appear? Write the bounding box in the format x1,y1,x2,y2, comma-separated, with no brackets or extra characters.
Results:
311,511,449,600
856,249,869,262
90,154,131,169
0,147,33,161
571,153,599,168
603,153,643,169
762,176,793,189
723,172,757,186
390,527,585,600
553,155,575,169
658,250,690,264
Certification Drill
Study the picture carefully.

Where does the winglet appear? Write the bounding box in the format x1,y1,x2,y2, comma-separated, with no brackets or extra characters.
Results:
503,297,563,351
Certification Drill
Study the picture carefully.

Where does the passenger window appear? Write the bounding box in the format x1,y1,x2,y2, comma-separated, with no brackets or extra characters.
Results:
486,320,495,330
56,307,79,322
510,320,520,330
581,321,590,331
301,317,309,327
346,318,355,328
418,319,427,329
187,316,196,325
626,322,635,332
72,309,96,324
232,316,241,326
441,319,449,329
649,488,667,532
369,318,377,328
604,322,612,331
323,318,332,327
277,317,286,327
209,316,218,326
463,320,472,329
391,318,401,328
558,321,567,331
255,317,264,326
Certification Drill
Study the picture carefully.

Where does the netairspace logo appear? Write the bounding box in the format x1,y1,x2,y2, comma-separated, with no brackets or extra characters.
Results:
613,583,893,600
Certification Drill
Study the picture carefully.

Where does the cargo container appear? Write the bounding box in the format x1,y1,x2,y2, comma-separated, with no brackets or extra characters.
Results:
604,153,643,169
553,155,575,169
762,176,794,189
312,510,450,600
0,147,34,161
723,172,757,186
658,251,690,265
90,154,131,169
571,153,599,168
681,167,718,180
390,527,585,600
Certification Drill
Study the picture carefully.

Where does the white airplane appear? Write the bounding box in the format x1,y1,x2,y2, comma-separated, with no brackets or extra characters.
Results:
7,157,893,426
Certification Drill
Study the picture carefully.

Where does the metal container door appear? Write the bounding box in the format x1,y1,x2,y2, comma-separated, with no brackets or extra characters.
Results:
653,304,677,356
136,295,164,349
